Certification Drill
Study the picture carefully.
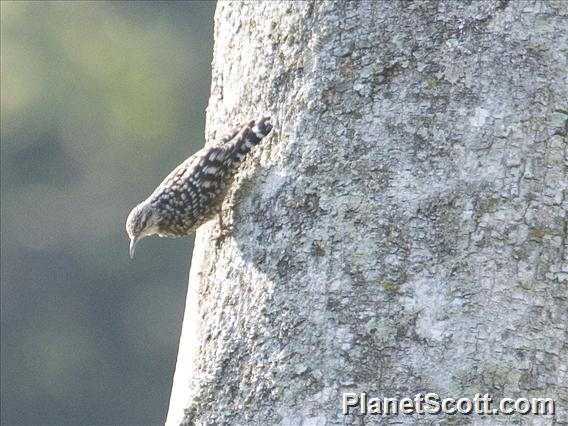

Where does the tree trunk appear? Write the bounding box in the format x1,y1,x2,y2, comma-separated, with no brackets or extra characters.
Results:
167,1,567,424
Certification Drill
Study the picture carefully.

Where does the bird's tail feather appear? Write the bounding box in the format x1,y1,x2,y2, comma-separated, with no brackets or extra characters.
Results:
227,116,272,160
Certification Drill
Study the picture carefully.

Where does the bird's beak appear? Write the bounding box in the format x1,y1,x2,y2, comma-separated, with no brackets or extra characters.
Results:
129,236,139,259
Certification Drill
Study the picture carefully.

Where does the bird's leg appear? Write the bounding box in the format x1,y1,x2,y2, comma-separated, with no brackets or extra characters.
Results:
212,210,233,247
218,211,225,233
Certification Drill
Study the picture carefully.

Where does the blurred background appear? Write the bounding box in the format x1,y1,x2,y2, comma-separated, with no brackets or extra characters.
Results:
1,1,216,424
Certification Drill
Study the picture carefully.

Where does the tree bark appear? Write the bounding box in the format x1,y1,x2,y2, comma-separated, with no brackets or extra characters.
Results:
167,1,567,424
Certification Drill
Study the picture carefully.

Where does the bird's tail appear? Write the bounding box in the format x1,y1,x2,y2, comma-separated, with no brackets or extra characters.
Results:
226,116,273,161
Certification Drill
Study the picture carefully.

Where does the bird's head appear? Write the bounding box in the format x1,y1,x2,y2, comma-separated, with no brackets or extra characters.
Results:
126,202,158,258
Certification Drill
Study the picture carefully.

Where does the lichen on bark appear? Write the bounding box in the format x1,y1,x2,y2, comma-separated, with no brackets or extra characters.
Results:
167,1,567,425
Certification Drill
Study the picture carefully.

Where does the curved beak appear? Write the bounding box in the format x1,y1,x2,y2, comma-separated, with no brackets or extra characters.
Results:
129,236,139,259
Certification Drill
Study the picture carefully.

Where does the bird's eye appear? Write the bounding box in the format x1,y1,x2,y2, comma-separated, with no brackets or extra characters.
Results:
139,210,152,230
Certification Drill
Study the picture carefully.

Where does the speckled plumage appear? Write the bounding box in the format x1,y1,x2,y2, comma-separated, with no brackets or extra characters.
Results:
126,117,272,257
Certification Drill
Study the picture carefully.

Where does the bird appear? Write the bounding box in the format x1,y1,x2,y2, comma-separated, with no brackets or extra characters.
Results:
126,116,273,258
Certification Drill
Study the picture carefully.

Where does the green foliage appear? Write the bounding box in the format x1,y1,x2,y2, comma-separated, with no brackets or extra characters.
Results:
0,2,216,424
